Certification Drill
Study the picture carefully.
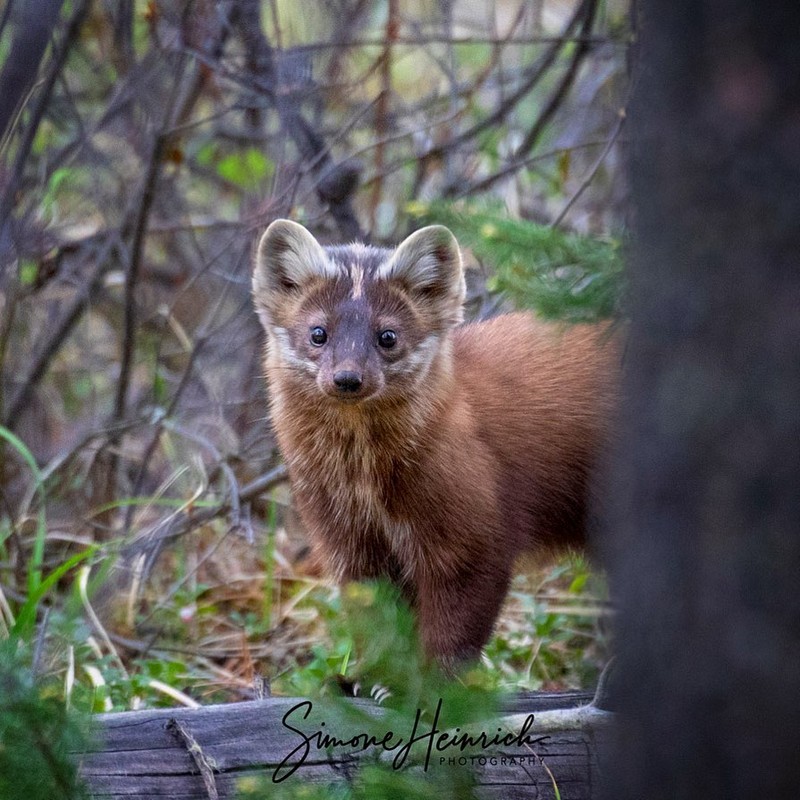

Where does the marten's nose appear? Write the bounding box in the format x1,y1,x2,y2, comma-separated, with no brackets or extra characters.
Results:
333,370,363,393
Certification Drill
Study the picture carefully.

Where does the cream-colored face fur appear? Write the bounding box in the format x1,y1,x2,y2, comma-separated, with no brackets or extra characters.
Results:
252,219,337,329
252,221,465,404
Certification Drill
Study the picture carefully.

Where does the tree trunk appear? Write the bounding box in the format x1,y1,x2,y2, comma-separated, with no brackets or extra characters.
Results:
604,1,800,798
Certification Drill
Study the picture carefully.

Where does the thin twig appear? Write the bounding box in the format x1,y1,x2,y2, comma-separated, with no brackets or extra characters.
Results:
167,719,219,800
0,0,90,235
111,130,168,428
457,0,599,196
116,462,288,625
289,34,611,51
123,332,208,534
5,233,120,427
368,0,397,228
161,418,242,528
232,0,363,239
428,0,590,161
515,0,598,155
552,108,626,228
239,465,289,503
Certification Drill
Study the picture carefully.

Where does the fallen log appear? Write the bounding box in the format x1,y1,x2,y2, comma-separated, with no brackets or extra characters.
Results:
78,690,612,799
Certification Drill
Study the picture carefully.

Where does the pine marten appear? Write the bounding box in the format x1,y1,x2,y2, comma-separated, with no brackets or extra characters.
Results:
252,220,616,665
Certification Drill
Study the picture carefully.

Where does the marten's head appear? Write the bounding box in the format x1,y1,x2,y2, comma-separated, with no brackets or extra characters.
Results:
253,220,465,404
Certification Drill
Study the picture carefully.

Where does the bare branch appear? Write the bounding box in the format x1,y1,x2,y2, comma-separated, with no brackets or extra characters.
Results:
232,0,364,239
111,133,168,428
427,0,592,162
552,107,626,228
4,233,120,427
286,34,611,51
457,0,600,196
0,0,90,245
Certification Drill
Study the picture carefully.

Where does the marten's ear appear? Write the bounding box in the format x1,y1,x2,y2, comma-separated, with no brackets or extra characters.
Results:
380,225,466,325
253,220,335,328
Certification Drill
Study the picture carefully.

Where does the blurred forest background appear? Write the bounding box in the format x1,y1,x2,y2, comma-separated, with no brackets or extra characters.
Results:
0,0,630,712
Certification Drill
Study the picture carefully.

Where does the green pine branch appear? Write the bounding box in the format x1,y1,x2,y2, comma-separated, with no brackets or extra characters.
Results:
0,641,89,800
408,201,625,322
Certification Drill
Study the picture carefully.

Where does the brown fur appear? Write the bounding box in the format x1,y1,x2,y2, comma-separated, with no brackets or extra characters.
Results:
253,221,617,664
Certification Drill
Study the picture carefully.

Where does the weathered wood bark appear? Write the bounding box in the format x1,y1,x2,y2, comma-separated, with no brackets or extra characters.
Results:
77,692,611,800
603,1,800,798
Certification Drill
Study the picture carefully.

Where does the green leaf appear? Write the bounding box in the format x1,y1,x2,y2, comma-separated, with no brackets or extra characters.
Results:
42,166,83,218
569,572,588,594
216,149,273,190
196,141,217,166
0,426,47,595
152,367,168,405
11,546,99,639
19,260,38,286
0,640,90,800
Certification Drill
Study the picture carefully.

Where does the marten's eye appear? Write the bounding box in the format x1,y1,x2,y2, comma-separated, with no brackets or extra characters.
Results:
310,326,328,346
377,329,397,349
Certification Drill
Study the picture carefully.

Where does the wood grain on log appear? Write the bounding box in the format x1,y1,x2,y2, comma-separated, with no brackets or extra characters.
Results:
77,692,610,799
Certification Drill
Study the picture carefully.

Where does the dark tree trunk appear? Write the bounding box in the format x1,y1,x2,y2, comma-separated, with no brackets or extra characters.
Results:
0,0,65,143
604,1,800,798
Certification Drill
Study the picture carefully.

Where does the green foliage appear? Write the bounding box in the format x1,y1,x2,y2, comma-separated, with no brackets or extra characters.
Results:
483,560,608,691
195,144,275,190
11,547,98,641
277,552,607,694
277,581,497,706
18,260,38,286
408,201,625,322
484,559,607,691
250,571,605,799
0,640,90,800
245,581,500,800
242,762,478,800
0,426,47,597
0,427,99,641
0,420,199,713
216,149,274,190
